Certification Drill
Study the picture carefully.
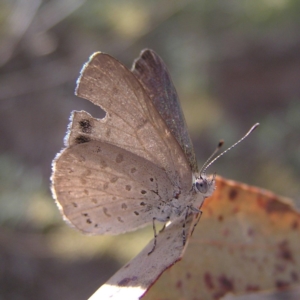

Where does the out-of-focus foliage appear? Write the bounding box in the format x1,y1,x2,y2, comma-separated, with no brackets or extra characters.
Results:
0,0,300,299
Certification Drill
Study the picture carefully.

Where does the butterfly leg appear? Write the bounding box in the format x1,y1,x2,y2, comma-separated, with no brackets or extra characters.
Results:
148,217,158,255
190,202,205,236
182,206,191,246
159,223,166,233
191,210,203,236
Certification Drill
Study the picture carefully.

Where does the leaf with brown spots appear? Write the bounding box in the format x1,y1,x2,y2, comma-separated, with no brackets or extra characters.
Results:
140,176,300,300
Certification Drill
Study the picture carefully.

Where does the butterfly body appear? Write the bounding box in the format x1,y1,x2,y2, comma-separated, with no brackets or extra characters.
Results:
51,49,215,248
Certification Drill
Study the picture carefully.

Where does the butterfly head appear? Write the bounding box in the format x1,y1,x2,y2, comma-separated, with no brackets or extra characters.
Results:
194,173,215,198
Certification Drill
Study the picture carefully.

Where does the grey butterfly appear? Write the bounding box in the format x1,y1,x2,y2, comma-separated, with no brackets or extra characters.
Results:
51,49,215,253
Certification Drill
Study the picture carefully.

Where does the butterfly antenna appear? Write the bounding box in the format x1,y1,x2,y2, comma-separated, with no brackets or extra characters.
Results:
201,123,259,175
199,140,224,175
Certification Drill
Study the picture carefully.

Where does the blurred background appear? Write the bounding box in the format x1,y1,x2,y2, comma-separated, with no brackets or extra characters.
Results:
1,0,300,299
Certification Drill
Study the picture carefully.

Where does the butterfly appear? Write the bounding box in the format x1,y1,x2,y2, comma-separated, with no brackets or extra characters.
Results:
51,49,256,254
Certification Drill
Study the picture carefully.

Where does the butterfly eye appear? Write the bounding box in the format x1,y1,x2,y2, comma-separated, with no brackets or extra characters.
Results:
195,178,208,194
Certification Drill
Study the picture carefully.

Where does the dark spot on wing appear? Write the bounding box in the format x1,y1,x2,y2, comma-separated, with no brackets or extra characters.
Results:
116,153,124,163
103,207,111,217
106,128,111,137
110,176,118,183
75,135,91,144
79,119,92,134
100,159,108,169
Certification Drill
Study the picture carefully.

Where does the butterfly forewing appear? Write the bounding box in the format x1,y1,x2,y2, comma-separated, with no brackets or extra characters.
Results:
132,49,198,174
73,52,191,189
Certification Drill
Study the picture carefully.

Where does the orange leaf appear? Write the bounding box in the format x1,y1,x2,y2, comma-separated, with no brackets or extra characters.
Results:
143,176,300,299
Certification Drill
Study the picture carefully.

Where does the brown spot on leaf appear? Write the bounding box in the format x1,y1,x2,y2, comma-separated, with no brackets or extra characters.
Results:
278,240,293,262
291,271,299,281
218,275,234,292
275,280,289,289
118,276,138,286
246,285,260,292
228,188,238,201
247,228,254,236
176,280,182,289
204,272,214,290
265,198,291,214
291,220,299,230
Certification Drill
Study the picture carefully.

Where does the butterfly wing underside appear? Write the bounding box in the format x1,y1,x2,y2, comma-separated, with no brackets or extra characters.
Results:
53,141,174,234
52,52,193,234
132,49,198,174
